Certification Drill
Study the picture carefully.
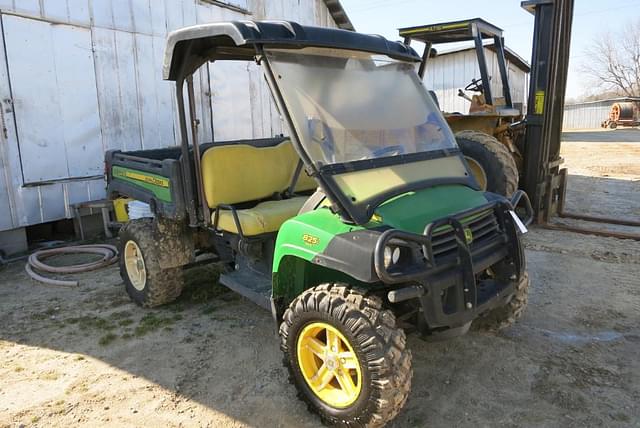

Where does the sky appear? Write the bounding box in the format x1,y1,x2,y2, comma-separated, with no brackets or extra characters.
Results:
340,0,640,100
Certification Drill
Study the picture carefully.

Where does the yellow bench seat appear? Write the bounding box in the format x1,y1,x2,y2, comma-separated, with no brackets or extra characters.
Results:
214,197,308,236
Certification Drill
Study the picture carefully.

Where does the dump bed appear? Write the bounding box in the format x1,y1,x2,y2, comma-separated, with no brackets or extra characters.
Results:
105,147,187,220
105,137,292,221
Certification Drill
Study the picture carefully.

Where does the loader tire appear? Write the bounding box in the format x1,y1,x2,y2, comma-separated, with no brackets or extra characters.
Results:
456,130,519,197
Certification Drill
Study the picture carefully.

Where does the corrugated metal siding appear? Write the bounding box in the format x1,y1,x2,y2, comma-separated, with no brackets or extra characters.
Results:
563,101,613,129
0,0,339,232
423,47,529,114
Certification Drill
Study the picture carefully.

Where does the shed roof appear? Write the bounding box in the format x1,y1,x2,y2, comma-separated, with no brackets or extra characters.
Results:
434,41,530,73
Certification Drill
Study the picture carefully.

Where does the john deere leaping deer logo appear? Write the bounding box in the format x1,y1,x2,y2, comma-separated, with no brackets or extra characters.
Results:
464,227,473,244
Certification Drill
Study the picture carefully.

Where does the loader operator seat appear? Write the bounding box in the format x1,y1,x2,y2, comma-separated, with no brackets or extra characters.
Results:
201,139,317,236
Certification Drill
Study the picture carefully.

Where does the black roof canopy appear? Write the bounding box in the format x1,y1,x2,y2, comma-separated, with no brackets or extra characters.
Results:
399,18,503,44
163,20,421,81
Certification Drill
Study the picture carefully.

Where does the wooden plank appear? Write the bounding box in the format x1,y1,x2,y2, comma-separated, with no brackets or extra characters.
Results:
209,60,253,141
164,0,183,32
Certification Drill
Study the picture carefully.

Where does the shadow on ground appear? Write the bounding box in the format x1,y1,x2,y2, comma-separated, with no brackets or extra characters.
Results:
562,128,640,143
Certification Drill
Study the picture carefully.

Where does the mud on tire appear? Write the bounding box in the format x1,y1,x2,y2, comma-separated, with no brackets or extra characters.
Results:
472,272,530,332
279,283,412,427
455,130,519,197
118,218,184,308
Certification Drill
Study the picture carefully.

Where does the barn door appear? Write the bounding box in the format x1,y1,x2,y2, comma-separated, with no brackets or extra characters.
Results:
1,14,102,184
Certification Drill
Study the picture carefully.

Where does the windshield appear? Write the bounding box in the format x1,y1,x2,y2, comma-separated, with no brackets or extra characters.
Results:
264,47,457,167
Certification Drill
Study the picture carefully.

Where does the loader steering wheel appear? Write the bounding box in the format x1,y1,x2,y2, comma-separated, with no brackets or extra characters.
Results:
464,77,484,93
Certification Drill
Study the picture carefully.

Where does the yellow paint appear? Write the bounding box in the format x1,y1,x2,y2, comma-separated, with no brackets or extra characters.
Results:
302,234,320,245
333,156,468,202
535,90,545,114
201,140,316,208
464,227,473,244
112,197,132,222
213,197,308,236
400,22,469,35
120,171,169,188
296,322,362,408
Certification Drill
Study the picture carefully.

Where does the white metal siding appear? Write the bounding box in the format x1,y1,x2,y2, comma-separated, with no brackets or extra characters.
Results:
563,101,612,129
423,48,529,114
0,0,340,231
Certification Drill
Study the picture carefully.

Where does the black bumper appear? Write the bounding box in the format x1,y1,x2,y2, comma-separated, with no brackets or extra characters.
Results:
374,194,530,329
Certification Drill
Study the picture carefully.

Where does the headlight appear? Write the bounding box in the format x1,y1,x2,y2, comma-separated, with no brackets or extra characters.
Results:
384,246,401,268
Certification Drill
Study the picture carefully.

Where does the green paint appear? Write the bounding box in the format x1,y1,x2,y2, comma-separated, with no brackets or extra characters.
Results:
272,184,488,298
374,185,487,234
112,166,172,202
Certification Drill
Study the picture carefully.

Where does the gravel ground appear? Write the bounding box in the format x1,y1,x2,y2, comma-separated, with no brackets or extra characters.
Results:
0,131,638,428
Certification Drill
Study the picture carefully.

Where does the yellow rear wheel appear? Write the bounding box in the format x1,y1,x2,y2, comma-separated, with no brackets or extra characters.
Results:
465,155,488,191
297,322,362,408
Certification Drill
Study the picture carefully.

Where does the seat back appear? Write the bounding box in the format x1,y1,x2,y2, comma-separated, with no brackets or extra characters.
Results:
201,139,316,208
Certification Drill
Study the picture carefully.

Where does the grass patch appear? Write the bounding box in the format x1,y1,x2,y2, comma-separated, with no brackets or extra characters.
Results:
31,416,40,423
201,305,217,315
14,366,24,372
75,355,85,361
98,333,117,346
118,318,134,327
65,315,116,331
134,313,183,337
40,371,59,381
109,310,133,320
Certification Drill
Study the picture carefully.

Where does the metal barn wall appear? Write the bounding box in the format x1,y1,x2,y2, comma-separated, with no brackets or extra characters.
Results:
563,100,614,129
423,47,529,114
0,0,339,233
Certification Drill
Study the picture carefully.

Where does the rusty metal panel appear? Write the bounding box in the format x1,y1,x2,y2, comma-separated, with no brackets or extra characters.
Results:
3,14,102,183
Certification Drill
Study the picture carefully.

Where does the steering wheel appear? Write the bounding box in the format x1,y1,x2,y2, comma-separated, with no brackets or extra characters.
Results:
464,77,484,93
371,145,405,158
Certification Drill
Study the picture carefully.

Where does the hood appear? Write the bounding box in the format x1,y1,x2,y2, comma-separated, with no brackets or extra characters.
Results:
373,185,487,234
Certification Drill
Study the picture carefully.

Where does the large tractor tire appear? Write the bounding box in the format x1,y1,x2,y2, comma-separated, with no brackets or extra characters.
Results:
280,284,412,427
455,130,519,197
472,272,530,332
118,218,185,308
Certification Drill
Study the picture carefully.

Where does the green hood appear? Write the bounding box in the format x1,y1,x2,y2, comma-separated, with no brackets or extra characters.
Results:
373,185,487,234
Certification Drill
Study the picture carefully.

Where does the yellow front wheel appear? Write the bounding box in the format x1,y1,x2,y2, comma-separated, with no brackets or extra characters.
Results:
297,322,362,408
280,283,412,427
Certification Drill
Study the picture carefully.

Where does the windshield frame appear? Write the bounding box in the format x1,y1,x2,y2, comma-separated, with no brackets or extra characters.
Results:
260,46,478,224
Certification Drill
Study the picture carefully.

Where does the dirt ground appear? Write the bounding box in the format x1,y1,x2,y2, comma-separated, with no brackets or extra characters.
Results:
1,130,639,428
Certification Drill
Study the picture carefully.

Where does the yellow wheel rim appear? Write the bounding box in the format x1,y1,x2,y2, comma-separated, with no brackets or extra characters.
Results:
296,322,362,408
124,240,146,291
465,156,488,190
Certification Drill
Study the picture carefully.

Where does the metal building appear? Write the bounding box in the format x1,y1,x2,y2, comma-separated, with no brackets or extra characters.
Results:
0,0,351,254
563,97,640,129
422,43,530,114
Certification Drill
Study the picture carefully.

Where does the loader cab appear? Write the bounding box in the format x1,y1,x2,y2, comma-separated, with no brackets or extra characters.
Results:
399,18,520,116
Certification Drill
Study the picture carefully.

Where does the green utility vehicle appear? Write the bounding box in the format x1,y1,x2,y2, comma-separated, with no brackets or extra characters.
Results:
106,21,533,427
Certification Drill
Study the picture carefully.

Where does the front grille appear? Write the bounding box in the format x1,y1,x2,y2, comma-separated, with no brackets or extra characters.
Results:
429,209,500,261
